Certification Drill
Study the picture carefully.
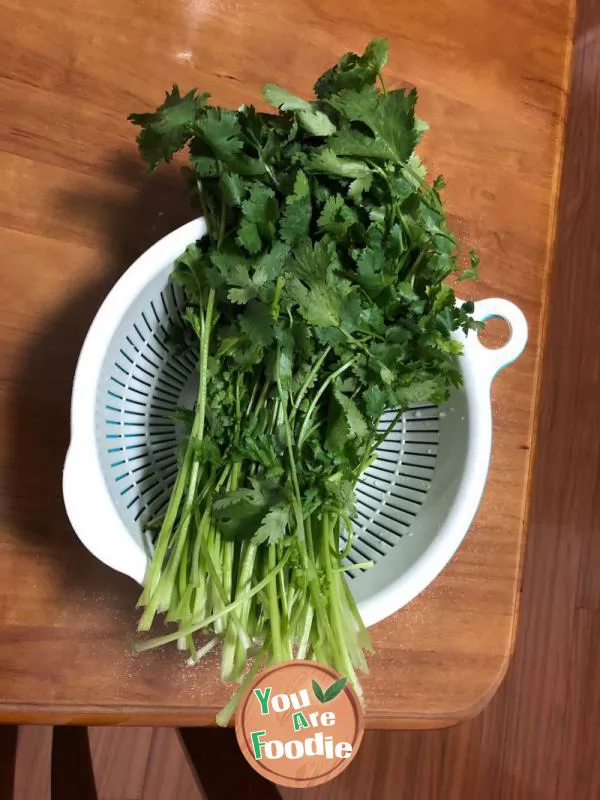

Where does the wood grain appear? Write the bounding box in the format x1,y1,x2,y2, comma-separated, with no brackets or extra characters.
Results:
14,726,51,800
141,729,203,800
88,727,154,800
0,0,573,726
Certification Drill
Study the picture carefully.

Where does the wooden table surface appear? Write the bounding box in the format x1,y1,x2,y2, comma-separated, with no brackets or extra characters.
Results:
0,0,574,727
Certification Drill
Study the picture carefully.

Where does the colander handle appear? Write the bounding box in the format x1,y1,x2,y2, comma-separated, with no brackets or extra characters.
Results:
465,298,528,379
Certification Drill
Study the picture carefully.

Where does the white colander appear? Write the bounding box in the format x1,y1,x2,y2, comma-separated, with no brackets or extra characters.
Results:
63,218,527,628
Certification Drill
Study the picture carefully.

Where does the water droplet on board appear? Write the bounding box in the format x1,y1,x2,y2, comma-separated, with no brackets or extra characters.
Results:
439,411,446,418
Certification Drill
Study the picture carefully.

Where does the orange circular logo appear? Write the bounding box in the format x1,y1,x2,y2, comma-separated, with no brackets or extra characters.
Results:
235,660,365,788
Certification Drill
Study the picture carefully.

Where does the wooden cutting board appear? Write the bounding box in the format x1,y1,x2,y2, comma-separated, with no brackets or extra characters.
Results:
0,0,574,726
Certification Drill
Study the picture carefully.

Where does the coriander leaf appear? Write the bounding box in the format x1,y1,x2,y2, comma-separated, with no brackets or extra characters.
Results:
213,485,264,513
241,184,278,224
212,478,286,540
314,37,388,99
292,170,310,199
263,84,336,137
228,286,257,304
189,437,223,467
317,194,345,229
457,250,480,282
236,220,262,254
287,278,342,327
353,241,391,297
329,127,397,161
172,243,206,303
415,116,429,141
317,194,358,239
182,306,202,338
280,196,312,246
327,87,418,164
291,238,338,283
296,109,336,137
348,173,373,200
253,242,290,286
275,336,294,392
236,432,284,476
129,86,208,169
263,83,313,112
253,504,290,545
238,184,279,249
189,153,219,178
279,169,312,246
220,172,245,207
197,107,244,162
363,37,389,72
364,385,388,421
305,148,372,178
239,300,275,346
334,386,368,439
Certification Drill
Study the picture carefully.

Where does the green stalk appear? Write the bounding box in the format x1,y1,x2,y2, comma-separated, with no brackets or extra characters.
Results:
139,285,216,627
297,358,356,448
266,544,283,663
186,636,219,666
220,463,238,680
296,603,314,660
208,527,224,634
133,550,291,652
191,288,215,442
191,503,212,587
290,346,331,420
320,511,360,697
303,516,334,645
215,639,271,727
139,448,192,601
277,379,306,542
232,541,258,674
196,531,249,647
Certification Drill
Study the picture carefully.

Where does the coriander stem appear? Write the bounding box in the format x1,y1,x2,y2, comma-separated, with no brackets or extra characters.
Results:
296,603,314,660
297,358,356,448
290,346,331,421
321,511,360,693
371,407,404,453
186,636,219,666
267,544,283,663
215,639,270,727
134,550,291,652
334,561,374,572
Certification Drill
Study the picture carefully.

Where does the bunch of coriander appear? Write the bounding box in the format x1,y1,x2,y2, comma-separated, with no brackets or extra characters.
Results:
129,37,480,720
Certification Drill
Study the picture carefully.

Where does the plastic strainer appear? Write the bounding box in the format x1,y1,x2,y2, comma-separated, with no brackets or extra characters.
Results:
63,219,527,628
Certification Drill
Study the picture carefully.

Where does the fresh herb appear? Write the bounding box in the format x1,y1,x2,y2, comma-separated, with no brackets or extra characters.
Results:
129,37,481,724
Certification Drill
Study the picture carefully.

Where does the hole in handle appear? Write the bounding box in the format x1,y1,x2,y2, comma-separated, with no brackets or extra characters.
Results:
477,315,510,350
468,298,528,377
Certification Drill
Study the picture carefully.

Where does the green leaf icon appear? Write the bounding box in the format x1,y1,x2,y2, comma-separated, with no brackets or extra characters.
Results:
312,676,347,704
312,679,325,703
323,676,347,702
